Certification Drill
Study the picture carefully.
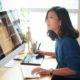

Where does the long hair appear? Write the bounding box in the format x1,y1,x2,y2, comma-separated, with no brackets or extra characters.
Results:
46,6,79,39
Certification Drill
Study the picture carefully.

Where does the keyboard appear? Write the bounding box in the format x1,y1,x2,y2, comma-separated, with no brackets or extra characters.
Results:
20,65,40,79
21,53,44,66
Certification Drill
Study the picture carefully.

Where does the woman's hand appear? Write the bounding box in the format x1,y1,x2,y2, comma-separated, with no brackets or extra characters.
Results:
32,68,51,76
35,50,45,55
34,50,56,58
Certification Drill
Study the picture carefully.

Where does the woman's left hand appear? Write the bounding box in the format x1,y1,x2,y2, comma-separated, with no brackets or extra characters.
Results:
32,68,51,75
38,69,51,75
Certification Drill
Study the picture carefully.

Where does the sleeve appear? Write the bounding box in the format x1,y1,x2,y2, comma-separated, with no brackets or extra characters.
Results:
62,38,80,73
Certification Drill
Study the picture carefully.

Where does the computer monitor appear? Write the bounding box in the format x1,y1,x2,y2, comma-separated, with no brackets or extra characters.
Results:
0,10,25,67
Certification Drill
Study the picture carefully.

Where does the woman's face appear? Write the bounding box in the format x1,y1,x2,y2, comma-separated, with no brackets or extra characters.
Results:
46,11,61,34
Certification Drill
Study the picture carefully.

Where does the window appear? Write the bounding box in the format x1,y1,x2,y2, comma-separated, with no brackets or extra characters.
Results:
2,0,79,51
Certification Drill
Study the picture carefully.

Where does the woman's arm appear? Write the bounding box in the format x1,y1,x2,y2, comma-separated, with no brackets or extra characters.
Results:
35,50,56,58
32,67,76,76
43,51,56,58
51,67,76,76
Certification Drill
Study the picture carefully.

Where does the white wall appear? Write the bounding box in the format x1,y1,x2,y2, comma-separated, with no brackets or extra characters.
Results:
2,0,22,10
1,0,79,10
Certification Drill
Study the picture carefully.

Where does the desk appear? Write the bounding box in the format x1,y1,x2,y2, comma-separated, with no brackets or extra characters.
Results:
0,57,57,80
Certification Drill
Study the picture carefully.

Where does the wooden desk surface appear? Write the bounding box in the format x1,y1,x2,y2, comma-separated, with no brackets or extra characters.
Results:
0,57,57,80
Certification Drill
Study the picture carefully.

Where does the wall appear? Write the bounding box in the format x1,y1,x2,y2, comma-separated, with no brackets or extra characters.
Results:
77,0,80,44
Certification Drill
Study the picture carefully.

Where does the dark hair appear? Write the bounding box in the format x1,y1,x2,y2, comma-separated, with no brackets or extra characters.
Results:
46,6,79,39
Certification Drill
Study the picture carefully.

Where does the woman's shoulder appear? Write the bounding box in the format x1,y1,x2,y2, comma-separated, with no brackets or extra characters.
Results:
62,36,74,40
61,36,78,44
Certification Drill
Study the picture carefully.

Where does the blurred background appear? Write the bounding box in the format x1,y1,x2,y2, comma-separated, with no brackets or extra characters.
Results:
0,0,80,51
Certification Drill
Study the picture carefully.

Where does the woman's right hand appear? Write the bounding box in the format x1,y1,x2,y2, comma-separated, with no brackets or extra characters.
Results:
35,50,56,58
35,50,45,55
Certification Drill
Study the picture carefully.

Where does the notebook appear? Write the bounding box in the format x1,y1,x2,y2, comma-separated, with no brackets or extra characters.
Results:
20,65,40,79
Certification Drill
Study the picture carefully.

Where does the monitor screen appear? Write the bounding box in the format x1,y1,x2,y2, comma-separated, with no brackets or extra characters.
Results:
0,10,25,66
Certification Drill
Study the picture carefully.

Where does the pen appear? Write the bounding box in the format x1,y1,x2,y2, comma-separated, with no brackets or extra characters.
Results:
37,42,41,50
36,41,37,49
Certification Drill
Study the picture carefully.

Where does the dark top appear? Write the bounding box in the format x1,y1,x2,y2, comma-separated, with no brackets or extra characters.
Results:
55,36,80,78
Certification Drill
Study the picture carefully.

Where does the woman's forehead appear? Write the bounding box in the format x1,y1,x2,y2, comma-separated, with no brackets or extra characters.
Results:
48,11,58,17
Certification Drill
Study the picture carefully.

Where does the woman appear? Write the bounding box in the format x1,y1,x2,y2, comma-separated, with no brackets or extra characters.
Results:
32,6,80,80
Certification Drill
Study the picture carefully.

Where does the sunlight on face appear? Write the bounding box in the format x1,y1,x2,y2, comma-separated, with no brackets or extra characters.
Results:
46,11,61,33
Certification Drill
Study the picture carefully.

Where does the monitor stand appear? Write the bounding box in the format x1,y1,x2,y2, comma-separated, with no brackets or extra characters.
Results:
4,54,24,68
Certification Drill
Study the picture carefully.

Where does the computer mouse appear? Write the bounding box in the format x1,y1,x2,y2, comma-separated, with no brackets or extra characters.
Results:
36,54,44,59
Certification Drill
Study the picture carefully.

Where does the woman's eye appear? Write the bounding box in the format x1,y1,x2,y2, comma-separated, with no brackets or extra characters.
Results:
50,17,54,19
